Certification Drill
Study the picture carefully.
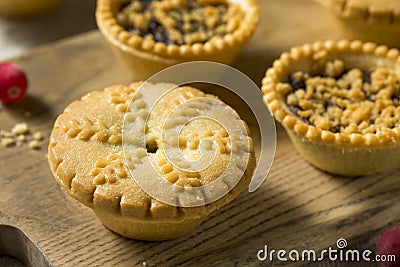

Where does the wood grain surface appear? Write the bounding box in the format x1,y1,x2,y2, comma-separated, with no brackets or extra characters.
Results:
0,0,399,266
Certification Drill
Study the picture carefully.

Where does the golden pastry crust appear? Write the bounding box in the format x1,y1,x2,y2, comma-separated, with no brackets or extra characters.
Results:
315,0,400,47
263,40,400,176
96,0,258,58
329,0,400,23
48,82,255,240
115,0,244,46
96,0,259,79
263,39,400,147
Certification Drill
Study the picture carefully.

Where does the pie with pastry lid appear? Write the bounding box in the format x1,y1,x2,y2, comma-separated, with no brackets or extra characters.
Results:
48,82,255,240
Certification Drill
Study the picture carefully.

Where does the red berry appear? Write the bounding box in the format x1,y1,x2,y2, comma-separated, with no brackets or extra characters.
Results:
376,226,400,267
0,62,28,104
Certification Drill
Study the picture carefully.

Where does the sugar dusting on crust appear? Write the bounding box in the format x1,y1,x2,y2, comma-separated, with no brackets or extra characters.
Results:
61,117,123,145
49,82,254,220
92,151,129,185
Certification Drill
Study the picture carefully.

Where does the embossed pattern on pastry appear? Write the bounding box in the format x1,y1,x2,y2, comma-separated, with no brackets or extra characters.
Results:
48,82,255,240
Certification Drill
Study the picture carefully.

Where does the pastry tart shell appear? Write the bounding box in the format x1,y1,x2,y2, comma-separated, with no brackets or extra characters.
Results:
95,0,259,79
262,39,400,176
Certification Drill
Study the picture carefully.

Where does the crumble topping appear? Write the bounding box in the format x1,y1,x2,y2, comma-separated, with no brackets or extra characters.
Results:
277,60,400,134
116,0,244,45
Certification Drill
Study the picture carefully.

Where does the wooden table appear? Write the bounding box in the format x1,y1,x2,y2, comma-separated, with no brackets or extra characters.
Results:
0,0,399,266
0,0,96,61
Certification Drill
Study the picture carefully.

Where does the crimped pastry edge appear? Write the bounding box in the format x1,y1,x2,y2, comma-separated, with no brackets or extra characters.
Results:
329,0,400,23
95,0,259,59
262,39,400,148
48,82,255,228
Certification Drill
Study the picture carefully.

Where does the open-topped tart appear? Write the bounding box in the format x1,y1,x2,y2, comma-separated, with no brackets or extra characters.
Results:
315,0,400,47
96,0,259,79
262,40,400,176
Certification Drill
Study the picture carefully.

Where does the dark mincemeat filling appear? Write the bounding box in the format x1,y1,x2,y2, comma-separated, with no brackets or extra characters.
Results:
116,0,233,45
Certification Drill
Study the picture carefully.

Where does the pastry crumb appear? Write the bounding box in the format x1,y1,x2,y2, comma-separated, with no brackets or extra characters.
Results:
11,122,29,135
1,138,15,147
0,130,12,138
1,122,45,150
16,134,26,142
33,131,44,141
29,140,40,150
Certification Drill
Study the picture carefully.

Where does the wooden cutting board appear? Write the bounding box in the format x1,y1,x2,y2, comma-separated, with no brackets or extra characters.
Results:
0,0,399,266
